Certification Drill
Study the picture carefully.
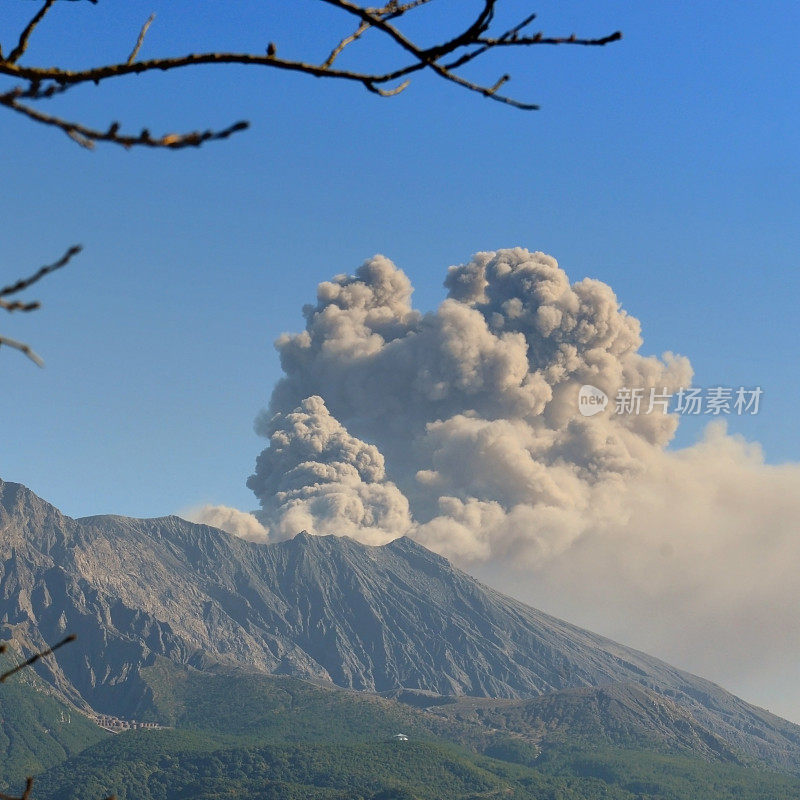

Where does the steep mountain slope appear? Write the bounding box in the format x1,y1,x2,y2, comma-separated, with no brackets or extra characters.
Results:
2,477,800,772
0,647,106,789
134,658,744,762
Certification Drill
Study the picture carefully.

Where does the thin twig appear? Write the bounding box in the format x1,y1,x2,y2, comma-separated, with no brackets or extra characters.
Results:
0,244,81,366
0,335,44,367
0,634,77,682
323,20,370,68
127,14,155,65
0,298,41,312
3,94,249,149
6,0,57,64
0,776,34,800
0,244,82,299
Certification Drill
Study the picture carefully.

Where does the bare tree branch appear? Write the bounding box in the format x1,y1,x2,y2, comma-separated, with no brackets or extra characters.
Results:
0,0,622,149
127,13,155,66
0,634,77,683
1,244,81,366
0,3,619,364
6,0,57,65
323,19,371,69
1,245,81,302
2,92,248,149
0,336,44,367
0,776,34,800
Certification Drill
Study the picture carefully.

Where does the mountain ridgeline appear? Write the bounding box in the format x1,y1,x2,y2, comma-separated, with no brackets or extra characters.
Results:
2,477,800,776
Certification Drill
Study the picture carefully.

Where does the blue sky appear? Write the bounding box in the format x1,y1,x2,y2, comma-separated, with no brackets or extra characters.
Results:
2,0,798,519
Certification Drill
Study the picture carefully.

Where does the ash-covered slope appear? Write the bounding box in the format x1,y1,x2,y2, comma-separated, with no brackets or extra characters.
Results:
2,478,800,769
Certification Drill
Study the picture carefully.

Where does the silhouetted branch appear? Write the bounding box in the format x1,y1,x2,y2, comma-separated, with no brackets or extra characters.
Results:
0,336,45,367
0,776,34,800
5,0,57,65
127,13,155,66
1,244,81,366
0,781,114,800
0,0,621,149
0,634,77,683
1,245,81,305
2,93,249,149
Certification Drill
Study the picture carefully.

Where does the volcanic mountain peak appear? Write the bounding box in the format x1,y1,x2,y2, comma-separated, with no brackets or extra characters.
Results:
2,477,800,770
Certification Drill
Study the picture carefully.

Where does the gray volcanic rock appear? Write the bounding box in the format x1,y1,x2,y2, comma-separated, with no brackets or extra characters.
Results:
2,477,800,769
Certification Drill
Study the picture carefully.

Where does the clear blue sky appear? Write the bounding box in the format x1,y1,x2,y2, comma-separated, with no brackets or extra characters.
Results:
2,0,798,519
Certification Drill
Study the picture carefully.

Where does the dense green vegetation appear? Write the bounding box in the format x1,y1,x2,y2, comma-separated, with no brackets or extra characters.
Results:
30,728,800,800
33,734,508,800
536,745,800,800
0,650,106,790
6,659,800,799
138,659,449,743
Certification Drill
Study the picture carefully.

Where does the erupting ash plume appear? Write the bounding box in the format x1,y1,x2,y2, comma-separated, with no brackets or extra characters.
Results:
246,394,411,544
193,248,800,720
248,248,693,555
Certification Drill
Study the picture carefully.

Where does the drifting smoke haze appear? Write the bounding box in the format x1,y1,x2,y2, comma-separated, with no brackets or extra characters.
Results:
183,504,270,542
192,248,800,721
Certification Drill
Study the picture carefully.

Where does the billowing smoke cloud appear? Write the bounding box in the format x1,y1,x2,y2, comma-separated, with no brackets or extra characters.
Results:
245,248,800,720
254,249,692,547
246,395,411,544
183,504,270,543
